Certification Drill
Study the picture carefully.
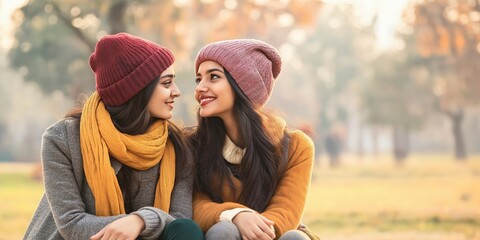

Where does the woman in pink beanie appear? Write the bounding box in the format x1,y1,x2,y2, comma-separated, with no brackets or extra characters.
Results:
24,33,203,240
190,39,317,240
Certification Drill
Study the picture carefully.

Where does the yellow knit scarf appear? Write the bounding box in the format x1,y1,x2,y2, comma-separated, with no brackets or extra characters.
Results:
80,92,175,216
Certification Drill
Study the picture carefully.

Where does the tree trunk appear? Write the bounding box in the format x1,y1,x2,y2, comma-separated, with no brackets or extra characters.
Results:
357,122,364,158
51,3,95,52
392,125,409,164
108,1,128,34
447,108,467,160
0,123,12,161
325,131,342,167
372,127,379,156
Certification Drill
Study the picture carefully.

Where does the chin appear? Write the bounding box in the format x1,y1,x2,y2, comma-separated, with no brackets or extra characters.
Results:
199,110,213,118
152,112,172,120
163,113,173,120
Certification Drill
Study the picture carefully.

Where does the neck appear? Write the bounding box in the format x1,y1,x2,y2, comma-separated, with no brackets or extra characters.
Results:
221,113,243,147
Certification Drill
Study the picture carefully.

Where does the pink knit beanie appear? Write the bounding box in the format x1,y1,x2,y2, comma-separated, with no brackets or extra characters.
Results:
89,33,174,107
195,39,282,107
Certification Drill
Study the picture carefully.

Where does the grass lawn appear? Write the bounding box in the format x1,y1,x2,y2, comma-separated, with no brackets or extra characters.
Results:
1,154,479,240
0,164,43,240
304,154,480,240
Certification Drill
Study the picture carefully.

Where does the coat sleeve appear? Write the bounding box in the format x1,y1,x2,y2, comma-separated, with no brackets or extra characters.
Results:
42,120,179,240
261,130,315,237
132,207,174,240
41,121,124,239
193,191,248,233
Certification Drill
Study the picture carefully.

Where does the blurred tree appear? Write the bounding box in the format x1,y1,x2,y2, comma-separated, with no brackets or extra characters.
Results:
186,0,322,46
294,5,376,166
0,51,68,162
6,0,324,163
0,53,16,161
9,0,323,121
361,43,432,162
405,0,480,160
0,59,12,161
10,0,113,99
171,0,324,123
8,0,189,99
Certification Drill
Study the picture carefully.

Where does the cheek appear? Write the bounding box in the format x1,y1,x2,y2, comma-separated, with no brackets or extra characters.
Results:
225,87,235,106
155,88,170,101
149,89,166,107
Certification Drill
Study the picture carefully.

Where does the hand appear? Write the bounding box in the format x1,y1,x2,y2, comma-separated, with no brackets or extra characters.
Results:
90,214,145,240
232,211,275,240
259,215,275,233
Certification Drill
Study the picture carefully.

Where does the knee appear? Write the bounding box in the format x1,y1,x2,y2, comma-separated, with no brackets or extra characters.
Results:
164,219,203,240
205,221,241,240
167,219,200,232
278,230,310,240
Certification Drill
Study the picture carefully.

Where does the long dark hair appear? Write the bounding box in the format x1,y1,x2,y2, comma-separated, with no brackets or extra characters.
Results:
66,78,193,181
192,69,287,212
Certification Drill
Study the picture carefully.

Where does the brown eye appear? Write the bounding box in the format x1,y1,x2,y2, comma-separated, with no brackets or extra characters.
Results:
163,80,172,87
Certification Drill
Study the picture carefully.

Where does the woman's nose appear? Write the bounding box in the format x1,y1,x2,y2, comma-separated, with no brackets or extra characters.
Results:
195,80,207,92
171,83,181,97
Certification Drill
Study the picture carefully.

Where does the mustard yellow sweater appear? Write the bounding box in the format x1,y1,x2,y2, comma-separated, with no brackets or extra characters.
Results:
193,130,314,237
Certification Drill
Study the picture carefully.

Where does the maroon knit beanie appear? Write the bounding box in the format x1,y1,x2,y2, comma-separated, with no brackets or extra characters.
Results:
89,33,174,107
195,39,282,107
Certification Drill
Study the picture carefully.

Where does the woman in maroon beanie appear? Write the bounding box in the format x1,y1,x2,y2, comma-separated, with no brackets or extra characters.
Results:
24,33,203,240
190,39,317,240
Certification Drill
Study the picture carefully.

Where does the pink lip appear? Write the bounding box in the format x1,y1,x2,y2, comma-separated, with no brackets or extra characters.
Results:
166,102,174,109
198,95,216,107
200,98,215,107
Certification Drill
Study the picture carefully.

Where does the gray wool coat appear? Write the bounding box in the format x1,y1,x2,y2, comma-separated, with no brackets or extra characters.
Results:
24,117,192,240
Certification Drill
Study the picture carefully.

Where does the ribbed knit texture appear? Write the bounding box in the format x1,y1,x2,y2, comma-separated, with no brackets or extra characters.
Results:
193,130,314,238
222,135,245,164
195,39,282,107
80,92,176,216
89,33,174,107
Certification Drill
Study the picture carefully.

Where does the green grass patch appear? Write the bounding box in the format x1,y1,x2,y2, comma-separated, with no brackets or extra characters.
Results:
304,155,480,239
306,212,480,232
0,172,43,240
2,156,480,240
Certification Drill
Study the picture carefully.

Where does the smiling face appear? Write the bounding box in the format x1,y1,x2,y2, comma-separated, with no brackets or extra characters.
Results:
194,61,235,120
147,66,180,120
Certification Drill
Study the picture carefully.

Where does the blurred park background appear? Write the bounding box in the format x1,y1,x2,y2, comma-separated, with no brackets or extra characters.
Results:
0,0,479,239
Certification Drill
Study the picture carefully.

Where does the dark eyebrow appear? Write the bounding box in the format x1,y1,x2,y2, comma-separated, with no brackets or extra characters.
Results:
196,68,224,77
160,74,175,79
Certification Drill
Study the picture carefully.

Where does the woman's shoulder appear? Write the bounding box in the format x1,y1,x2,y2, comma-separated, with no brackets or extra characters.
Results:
43,117,80,142
286,129,314,149
40,117,82,167
284,129,315,164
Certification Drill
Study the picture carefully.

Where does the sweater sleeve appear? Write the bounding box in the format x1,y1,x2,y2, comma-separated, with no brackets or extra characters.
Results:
41,121,124,239
132,207,174,240
193,191,248,232
261,130,315,237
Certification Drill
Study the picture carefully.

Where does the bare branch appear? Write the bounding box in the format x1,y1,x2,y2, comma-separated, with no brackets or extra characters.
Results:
51,2,96,52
